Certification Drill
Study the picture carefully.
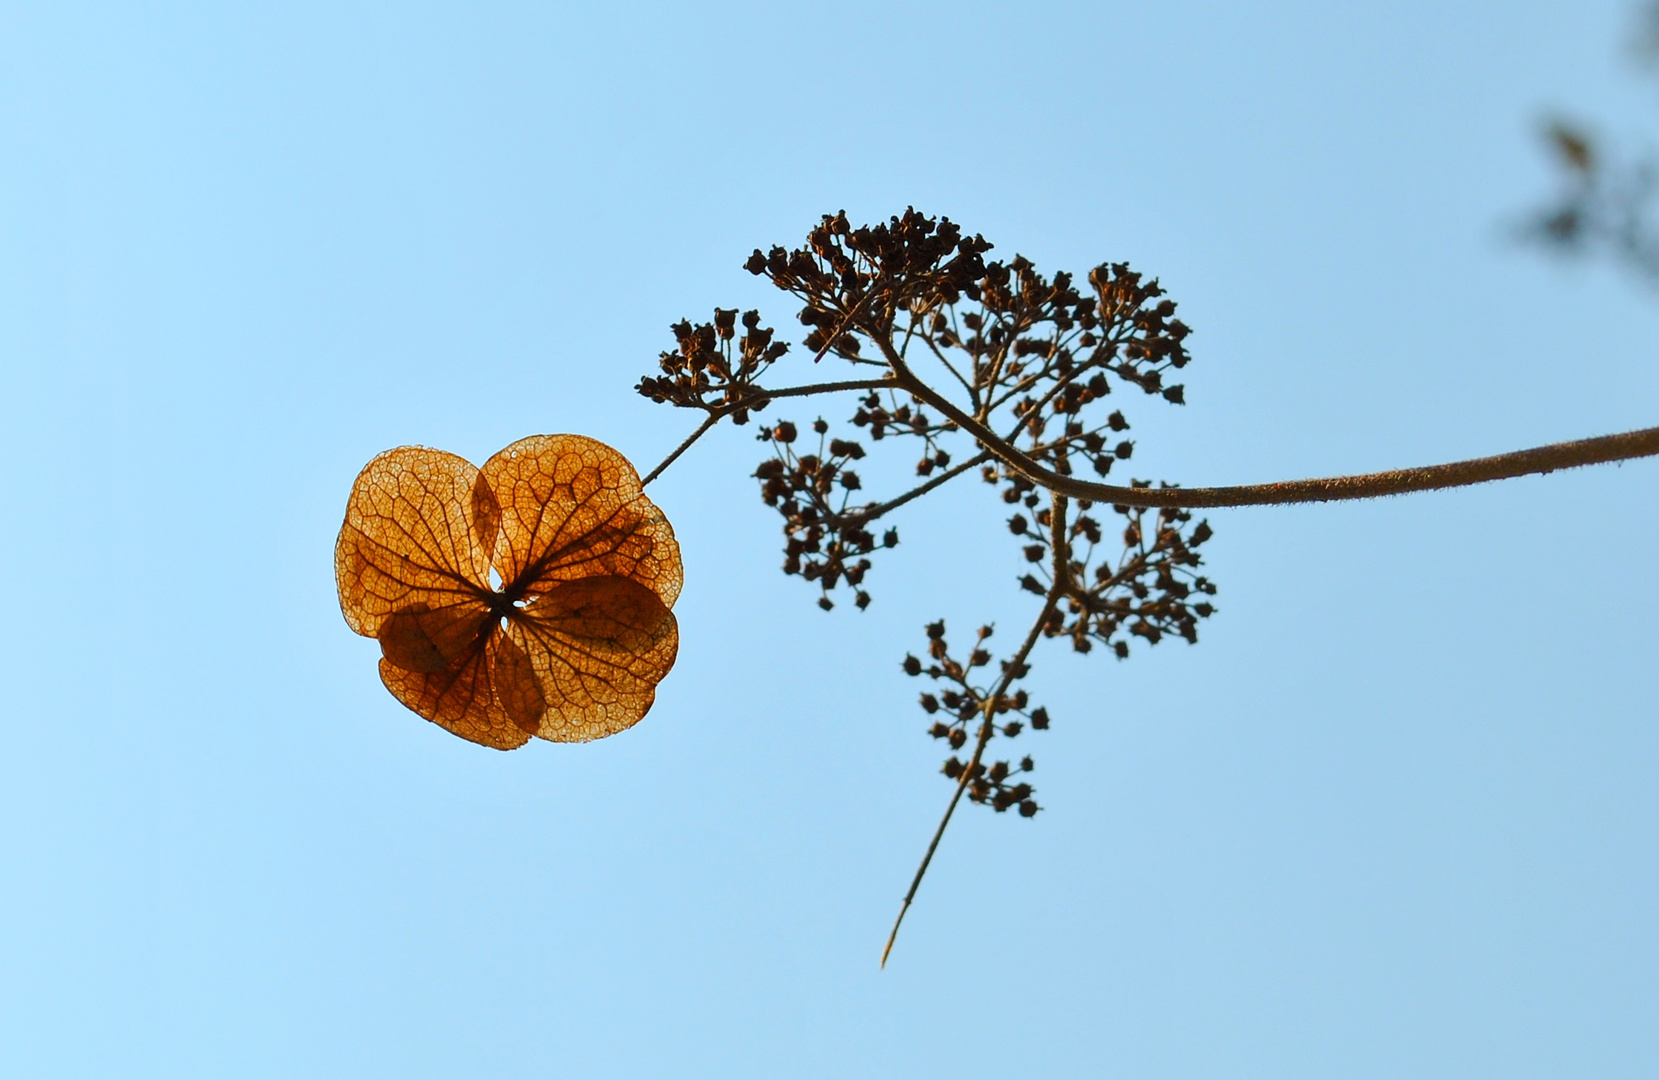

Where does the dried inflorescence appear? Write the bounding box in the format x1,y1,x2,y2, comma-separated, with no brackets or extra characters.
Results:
747,207,993,357
752,417,890,610
335,435,682,748
336,205,1653,964
636,309,790,424
725,217,1200,610
903,621,1046,817
1005,481,1216,657
640,209,1216,815
634,208,1226,961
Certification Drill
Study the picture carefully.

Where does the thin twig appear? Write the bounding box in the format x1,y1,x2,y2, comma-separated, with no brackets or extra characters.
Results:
762,377,896,402
881,492,1071,968
810,281,883,364
640,379,897,488
641,414,718,487
845,451,993,526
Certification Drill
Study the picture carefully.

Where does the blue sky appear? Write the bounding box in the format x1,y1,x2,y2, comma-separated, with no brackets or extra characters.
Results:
1,2,1656,1076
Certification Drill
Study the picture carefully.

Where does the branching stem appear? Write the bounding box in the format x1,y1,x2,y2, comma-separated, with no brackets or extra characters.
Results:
640,220,1659,974
641,378,896,487
846,451,993,526
881,492,1071,968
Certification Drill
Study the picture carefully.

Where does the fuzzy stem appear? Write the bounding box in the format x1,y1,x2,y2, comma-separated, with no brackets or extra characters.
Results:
882,352,1659,509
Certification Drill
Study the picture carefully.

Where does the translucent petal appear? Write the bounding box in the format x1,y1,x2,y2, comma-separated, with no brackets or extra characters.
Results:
505,575,680,742
378,600,492,673
480,435,682,609
378,631,531,750
336,447,500,639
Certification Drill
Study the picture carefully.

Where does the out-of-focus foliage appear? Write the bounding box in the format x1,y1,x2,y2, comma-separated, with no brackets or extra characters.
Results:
1525,2,1659,279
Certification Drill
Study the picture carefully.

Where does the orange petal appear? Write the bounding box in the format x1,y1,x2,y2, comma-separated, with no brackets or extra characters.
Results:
504,575,680,742
378,631,531,750
335,447,501,640
479,435,682,609
490,629,547,735
378,600,493,673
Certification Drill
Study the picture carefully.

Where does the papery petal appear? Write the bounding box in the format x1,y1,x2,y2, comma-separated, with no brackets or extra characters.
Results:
504,575,679,742
490,630,547,735
378,631,530,750
378,600,493,673
336,447,501,639
479,435,682,608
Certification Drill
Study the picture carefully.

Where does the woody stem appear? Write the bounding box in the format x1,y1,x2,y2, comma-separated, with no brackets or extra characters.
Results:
869,342,1659,509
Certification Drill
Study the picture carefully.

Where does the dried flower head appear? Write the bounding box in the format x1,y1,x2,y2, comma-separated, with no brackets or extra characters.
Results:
617,207,1659,965
336,435,682,748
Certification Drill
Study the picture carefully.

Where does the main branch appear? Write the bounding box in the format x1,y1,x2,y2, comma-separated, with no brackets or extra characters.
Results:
883,353,1659,509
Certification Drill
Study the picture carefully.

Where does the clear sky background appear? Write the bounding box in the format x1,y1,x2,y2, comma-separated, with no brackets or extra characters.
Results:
2,2,1656,1077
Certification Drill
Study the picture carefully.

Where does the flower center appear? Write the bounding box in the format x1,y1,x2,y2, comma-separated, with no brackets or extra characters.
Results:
487,590,518,622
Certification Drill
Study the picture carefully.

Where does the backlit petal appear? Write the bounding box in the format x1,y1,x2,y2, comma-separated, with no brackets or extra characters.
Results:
336,447,501,639
504,575,679,742
378,631,530,750
479,434,682,608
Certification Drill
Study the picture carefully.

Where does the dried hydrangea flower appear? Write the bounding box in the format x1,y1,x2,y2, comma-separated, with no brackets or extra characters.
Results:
335,434,682,749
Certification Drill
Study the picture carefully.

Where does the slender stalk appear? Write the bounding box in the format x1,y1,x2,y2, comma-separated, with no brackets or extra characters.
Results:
761,377,895,402
846,451,993,526
881,492,1071,968
641,413,718,487
808,281,883,364
885,352,1659,509
640,379,895,488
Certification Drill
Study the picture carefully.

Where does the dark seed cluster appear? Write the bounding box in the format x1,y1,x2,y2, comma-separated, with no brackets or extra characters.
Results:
636,309,790,424
753,417,896,610
747,208,993,355
1005,483,1217,657
902,621,1044,817
638,209,1220,825
749,386,966,607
